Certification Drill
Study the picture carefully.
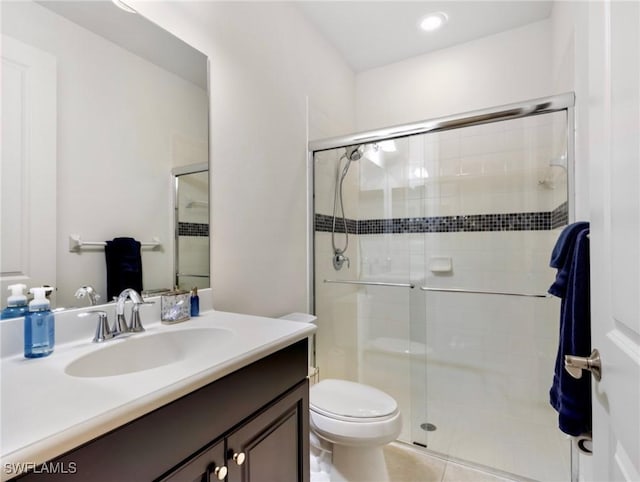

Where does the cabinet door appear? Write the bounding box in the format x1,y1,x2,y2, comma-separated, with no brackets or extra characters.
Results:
226,381,309,482
158,439,227,482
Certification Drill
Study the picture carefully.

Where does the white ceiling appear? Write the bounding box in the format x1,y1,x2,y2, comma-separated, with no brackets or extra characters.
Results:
37,1,552,84
297,1,554,72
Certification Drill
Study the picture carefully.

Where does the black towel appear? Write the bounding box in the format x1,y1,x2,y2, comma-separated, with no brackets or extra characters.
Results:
548,222,591,436
105,237,143,300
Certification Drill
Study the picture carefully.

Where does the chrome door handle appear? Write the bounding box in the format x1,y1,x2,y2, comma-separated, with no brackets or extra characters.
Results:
565,349,601,381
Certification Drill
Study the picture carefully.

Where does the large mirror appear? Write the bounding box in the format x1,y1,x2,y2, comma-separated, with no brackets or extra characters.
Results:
1,0,209,308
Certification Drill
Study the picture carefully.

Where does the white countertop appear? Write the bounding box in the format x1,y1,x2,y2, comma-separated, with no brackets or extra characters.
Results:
0,309,315,480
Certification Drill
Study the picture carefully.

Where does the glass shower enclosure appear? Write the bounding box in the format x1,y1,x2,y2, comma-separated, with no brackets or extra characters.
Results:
310,93,574,481
173,164,210,291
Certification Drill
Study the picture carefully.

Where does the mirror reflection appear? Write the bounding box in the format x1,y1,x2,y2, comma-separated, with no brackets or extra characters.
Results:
173,164,210,290
1,1,209,309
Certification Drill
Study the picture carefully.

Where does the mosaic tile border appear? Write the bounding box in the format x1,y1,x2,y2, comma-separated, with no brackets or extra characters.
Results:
315,204,568,235
551,201,569,229
315,214,358,234
178,222,209,237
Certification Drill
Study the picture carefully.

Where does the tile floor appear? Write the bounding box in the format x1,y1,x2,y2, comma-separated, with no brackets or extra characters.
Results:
383,443,527,482
311,441,529,482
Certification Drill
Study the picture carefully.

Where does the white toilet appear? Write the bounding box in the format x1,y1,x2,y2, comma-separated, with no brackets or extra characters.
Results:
309,378,402,482
277,313,402,481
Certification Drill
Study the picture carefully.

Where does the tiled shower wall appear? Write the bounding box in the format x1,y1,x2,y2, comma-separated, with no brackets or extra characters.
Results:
313,111,570,481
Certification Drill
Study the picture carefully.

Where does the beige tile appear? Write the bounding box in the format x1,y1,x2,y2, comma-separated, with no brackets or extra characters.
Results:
442,462,516,482
384,444,446,482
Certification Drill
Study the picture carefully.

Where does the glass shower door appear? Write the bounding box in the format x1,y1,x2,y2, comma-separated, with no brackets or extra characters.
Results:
410,111,570,481
174,168,210,291
313,139,421,445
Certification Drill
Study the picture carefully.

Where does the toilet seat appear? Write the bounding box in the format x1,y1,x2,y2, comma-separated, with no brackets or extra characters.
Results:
310,379,398,421
309,379,402,447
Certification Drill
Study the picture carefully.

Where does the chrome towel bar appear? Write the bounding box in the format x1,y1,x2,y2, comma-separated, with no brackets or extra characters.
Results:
324,279,415,289
69,234,161,252
420,286,549,298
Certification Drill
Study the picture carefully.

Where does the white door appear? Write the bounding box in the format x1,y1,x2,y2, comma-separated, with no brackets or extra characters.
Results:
1,36,57,302
588,2,640,481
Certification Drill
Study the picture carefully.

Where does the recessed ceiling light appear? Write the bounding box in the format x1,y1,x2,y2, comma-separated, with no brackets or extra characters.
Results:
420,12,448,32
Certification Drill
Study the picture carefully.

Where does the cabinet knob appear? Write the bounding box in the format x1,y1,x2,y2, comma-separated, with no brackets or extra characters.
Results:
232,451,246,465
207,463,227,481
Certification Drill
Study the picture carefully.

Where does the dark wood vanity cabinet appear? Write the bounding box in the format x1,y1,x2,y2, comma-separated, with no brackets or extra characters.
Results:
160,382,308,482
159,440,226,482
225,383,305,482
16,339,310,482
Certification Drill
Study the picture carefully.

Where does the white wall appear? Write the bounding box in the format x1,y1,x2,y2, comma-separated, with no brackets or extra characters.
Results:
551,2,590,221
355,19,553,131
2,1,208,307
133,1,356,317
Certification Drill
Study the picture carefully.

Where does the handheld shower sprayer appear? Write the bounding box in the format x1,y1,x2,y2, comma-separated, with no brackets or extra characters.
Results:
331,144,363,270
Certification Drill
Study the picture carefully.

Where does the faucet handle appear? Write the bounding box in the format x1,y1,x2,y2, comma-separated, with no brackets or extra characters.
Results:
130,301,154,333
79,310,112,343
333,253,350,270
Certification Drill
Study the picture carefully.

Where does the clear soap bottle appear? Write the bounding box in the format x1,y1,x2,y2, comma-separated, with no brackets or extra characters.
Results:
24,287,55,358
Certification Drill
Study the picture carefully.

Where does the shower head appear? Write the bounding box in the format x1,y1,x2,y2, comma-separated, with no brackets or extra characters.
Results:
539,153,568,189
344,145,363,161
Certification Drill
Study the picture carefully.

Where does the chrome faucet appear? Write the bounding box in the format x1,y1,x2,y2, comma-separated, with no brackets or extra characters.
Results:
79,289,154,342
75,286,101,306
114,288,154,335
114,288,142,335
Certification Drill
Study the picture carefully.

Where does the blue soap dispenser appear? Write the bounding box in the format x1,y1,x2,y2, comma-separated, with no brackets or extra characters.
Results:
24,287,55,358
1,283,29,319
190,287,199,317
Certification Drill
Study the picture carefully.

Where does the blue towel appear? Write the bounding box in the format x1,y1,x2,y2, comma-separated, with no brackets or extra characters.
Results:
548,223,591,436
548,221,589,297
105,237,143,300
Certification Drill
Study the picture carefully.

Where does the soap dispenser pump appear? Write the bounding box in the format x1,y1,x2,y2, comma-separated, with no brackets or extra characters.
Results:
1,283,29,320
24,287,55,358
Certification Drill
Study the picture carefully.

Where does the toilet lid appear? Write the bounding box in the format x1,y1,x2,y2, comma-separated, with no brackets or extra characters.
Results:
310,379,397,419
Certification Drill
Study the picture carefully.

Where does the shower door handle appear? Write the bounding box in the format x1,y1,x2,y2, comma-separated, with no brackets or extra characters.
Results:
564,349,601,381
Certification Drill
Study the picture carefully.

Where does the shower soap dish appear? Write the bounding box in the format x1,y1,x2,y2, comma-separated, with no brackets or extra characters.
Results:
161,290,191,324
429,256,453,273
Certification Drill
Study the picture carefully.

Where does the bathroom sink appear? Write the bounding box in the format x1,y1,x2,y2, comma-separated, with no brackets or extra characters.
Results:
65,328,234,378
